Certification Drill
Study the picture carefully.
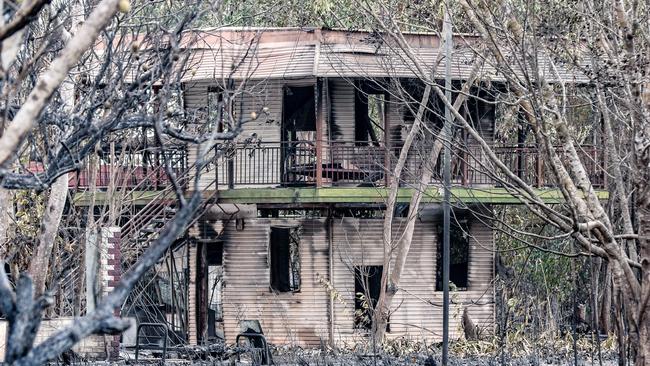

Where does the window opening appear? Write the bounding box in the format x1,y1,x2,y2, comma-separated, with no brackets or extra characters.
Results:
282,86,316,185
436,219,470,291
354,265,388,331
269,227,301,292
355,90,385,145
206,242,223,339
283,85,316,141
207,87,225,133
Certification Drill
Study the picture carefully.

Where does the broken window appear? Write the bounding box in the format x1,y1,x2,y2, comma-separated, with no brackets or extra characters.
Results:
354,265,388,331
269,227,301,293
355,89,385,145
436,220,470,291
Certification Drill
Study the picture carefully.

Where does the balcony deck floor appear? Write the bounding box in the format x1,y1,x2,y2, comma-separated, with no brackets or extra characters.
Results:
72,186,609,206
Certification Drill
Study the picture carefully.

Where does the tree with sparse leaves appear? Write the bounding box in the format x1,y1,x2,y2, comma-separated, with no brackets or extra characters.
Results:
0,0,258,364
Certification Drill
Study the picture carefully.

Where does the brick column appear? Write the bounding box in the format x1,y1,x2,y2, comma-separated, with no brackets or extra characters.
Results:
100,227,121,360
187,222,200,345
187,242,198,345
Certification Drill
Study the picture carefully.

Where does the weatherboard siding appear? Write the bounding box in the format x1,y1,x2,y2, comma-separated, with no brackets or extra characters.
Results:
221,218,330,345
215,217,494,346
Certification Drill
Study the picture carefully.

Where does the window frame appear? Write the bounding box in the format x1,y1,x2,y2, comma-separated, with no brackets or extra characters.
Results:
268,226,302,293
435,219,471,292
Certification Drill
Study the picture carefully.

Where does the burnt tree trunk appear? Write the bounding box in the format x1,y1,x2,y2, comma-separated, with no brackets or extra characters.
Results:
599,265,612,335
372,59,481,341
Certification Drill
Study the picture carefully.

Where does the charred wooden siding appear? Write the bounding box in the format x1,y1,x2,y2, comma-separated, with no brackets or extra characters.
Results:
329,79,355,142
328,81,405,144
330,218,439,342
331,217,494,343
465,219,495,331
216,216,494,346
184,80,281,189
220,218,330,345
387,99,405,146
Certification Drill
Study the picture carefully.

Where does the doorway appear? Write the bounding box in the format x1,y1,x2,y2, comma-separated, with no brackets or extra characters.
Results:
196,240,224,343
282,85,316,185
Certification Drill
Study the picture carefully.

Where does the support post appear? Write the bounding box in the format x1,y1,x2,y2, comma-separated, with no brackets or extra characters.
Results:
384,94,391,187
316,79,324,187
536,154,543,187
327,207,334,346
442,7,453,366
462,150,468,186
228,158,234,189
187,240,199,345
85,229,98,314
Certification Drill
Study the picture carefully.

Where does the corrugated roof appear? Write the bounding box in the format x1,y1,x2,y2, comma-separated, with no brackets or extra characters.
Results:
185,45,315,81
178,28,589,83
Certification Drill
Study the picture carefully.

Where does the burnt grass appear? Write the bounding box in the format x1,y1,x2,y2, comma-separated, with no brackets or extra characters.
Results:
55,337,623,365
269,347,620,366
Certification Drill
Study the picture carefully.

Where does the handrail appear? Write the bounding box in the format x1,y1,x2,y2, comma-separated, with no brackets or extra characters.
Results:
120,151,196,237
211,141,605,189
120,145,227,260
69,146,187,190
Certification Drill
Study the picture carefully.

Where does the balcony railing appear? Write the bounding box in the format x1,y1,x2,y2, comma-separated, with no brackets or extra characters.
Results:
27,147,187,191
212,141,606,189
28,142,605,191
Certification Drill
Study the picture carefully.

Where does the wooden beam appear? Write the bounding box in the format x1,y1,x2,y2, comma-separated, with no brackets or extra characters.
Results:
72,187,609,206
316,78,324,187
212,187,609,204
384,93,391,187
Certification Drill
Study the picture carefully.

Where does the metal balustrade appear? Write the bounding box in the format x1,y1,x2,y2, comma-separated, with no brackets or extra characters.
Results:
211,141,606,189
27,142,605,190
27,147,187,191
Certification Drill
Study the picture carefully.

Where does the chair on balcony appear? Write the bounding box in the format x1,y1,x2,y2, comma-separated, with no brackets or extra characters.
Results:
282,141,317,186
328,143,385,185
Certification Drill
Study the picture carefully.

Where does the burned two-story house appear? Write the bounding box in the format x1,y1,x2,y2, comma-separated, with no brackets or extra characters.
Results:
174,27,502,347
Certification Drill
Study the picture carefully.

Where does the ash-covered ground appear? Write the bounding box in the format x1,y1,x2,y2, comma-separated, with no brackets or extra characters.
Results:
61,342,623,365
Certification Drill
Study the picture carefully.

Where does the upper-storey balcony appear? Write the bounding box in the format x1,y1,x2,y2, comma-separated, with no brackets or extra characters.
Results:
35,139,605,193
27,146,188,192
208,140,606,190
181,80,605,192
36,73,606,195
